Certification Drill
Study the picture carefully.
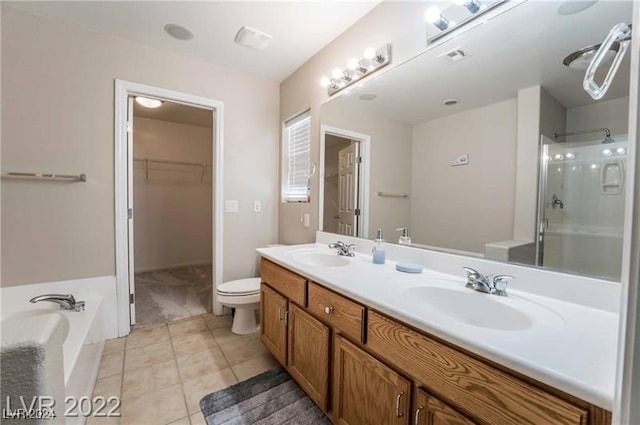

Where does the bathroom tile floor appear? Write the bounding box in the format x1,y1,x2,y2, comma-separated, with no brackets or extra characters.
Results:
88,314,278,425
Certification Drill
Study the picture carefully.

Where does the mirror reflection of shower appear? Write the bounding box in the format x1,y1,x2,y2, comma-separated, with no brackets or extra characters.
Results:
538,128,627,281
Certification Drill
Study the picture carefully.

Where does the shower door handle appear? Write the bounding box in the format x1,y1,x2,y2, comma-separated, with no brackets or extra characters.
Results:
583,23,631,100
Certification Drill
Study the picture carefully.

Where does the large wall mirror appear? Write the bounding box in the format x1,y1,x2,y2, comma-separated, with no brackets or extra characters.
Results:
319,0,633,281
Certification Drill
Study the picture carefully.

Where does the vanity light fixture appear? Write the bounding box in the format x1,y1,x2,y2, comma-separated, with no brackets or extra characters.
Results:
425,7,450,31
455,0,482,14
320,44,392,96
135,96,163,108
426,0,506,44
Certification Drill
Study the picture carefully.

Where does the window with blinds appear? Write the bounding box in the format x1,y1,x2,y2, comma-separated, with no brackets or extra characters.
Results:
282,110,311,203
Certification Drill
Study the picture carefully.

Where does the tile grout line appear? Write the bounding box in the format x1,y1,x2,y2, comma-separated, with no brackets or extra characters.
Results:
168,319,193,425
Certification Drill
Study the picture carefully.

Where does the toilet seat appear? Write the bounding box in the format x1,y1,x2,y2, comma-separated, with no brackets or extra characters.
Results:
216,277,260,296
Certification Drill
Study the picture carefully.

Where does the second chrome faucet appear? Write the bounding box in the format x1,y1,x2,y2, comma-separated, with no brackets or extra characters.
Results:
463,267,514,297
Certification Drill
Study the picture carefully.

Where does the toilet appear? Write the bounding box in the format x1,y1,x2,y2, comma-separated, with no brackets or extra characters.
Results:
216,244,284,335
216,277,261,335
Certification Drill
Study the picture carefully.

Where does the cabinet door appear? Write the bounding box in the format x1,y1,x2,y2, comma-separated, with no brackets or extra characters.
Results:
260,283,287,365
333,335,410,425
287,304,330,411
413,388,476,425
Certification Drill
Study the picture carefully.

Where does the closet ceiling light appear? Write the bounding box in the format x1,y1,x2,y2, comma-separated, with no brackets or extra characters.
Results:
164,24,194,41
135,97,163,108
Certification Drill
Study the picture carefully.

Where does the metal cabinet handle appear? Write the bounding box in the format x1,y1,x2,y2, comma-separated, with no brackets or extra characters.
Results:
284,310,289,325
584,23,631,100
395,392,404,418
414,406,424,425
324,306,334,315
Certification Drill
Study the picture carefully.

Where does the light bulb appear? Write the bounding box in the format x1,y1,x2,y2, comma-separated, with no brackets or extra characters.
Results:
332,68,344,80
363,47,377,60
320,76,331,88
347,58,359,71
617,147,626,154
425,7,442,23
135,96,162,108
554,154,564,160
591,164,598,169
603,149,612,156
566,152,575,159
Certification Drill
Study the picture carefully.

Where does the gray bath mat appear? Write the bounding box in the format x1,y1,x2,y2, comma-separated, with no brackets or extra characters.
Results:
199,367,331,425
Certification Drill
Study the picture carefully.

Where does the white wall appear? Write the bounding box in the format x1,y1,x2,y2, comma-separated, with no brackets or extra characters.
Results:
1,6,279,286
411,99,518,254
132,117,212,273
567,96,630,140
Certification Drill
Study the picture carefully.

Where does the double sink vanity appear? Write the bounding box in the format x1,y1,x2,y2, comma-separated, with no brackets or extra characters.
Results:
256,235,618,425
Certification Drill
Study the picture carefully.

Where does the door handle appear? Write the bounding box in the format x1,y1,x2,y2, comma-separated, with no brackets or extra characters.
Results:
395,392,404,418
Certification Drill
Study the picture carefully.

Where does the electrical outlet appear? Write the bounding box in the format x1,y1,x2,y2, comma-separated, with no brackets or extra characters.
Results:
253,200,262,212
225,200,238,213
450,154,469,167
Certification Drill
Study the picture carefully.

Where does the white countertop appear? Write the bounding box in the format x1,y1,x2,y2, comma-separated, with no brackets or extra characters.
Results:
256,243,619,410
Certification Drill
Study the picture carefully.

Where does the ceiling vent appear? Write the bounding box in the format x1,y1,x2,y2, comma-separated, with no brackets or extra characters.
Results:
438,48,470,64
234,26,273,51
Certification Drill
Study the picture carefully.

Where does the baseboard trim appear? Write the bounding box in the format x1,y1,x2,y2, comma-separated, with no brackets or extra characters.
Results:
134,261,212,274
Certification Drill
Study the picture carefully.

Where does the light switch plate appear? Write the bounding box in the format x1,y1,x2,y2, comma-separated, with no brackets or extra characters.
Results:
303,213,310,228
225,200,238,213
253,200,262,212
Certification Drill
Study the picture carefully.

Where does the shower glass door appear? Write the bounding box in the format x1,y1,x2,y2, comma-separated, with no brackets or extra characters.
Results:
537,135,627,281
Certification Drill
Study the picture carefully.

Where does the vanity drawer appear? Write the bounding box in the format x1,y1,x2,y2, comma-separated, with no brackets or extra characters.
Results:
367,311,588,425
261,259,306,306
308,282,365,343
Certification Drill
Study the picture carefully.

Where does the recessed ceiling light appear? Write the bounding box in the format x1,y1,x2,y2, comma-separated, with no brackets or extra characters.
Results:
359,93,377,101
234,26,272,50
135,97,163,108
164,24,194,41
443,98,460,106
557,0,598,15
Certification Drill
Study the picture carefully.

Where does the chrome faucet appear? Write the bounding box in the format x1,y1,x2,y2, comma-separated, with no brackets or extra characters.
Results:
328,241,356,257
29,294,86,312
463,268,514,297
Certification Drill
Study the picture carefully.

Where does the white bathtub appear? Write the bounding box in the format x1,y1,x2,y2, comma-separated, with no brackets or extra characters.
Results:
1,275,119,421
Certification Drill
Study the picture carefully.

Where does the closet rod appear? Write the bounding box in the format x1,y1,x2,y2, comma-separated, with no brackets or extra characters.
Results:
133,158,211,167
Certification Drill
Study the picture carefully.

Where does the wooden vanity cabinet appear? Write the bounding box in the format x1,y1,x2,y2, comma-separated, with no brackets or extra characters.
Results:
260,283,288,365
260,259,331,411
287,303,330,411
259,259,611,425
333,335,410,425
413,388,477,425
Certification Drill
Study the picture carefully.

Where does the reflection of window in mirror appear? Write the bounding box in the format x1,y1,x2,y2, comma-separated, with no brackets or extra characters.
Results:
281,110,311,203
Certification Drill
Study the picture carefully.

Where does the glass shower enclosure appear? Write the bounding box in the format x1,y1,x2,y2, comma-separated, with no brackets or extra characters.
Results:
536,132,627,281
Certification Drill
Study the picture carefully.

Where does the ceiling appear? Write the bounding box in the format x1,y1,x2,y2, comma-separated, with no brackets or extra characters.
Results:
326,0,633,124
133,99,214,127
6,1,381,82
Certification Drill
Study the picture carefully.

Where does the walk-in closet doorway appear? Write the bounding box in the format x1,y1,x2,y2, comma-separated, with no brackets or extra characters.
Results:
115,80,224,336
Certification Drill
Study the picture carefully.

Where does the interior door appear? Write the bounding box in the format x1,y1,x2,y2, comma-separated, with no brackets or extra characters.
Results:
126,96,136,325
337,142,360,236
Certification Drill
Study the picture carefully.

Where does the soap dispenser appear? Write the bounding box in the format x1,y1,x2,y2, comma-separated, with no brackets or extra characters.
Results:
372,228,386,264
396,227,411,245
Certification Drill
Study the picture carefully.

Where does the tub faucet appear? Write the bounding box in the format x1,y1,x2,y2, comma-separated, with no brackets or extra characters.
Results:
29,294,85,312
328,241,356,257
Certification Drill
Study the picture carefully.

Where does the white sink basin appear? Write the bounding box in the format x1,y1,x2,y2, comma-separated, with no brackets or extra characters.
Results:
287,249,351,267
397,284,563,332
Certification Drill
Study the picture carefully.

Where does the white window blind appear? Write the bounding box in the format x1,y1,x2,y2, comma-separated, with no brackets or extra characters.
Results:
282,111,311,203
